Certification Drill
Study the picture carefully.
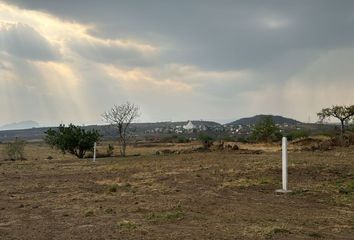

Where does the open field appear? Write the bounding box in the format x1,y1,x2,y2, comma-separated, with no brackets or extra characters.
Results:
0,143,353,239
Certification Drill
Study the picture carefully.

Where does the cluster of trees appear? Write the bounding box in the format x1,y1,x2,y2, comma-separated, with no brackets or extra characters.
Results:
250,105,354,143
45,102,140,159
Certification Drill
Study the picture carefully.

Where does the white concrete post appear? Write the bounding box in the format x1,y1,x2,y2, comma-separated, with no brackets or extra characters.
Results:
93,142,97,162
282,137,288,191
276,137,291,193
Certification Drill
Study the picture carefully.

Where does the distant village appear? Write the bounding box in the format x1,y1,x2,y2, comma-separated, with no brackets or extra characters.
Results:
142,120,302,136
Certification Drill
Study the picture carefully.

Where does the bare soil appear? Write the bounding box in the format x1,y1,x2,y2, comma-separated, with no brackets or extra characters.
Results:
0,142,353,239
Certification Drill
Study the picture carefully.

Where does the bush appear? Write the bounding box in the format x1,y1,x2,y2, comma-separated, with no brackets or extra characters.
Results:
348,124,354,132
44,124,101,159
3,138,26,160
161,135,190,143
331,132,354,147
198,133,214,150
107,144,114,157
177,136,190,143
286,130,309,141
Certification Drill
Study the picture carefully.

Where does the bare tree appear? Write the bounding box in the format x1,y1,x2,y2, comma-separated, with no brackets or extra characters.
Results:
317,105,354,135
102,102,140,157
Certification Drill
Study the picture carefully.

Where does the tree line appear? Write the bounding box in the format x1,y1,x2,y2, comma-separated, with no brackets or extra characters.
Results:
39,103,354,159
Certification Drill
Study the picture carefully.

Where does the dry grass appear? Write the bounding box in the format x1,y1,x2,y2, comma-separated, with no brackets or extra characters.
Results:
0,142,353,239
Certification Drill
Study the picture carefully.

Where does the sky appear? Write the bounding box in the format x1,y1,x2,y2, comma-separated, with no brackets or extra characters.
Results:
0,0,354,126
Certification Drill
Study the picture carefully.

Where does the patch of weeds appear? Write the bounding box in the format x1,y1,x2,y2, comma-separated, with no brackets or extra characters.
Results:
106,182,135,193
105,208,115,214
265,227,291,239
259,177,272,184
84,209,94,217
117,220,138,230
339,179,354,194
123,183,137,193
145,207,185,223
308,232,324,238
108,184,118,193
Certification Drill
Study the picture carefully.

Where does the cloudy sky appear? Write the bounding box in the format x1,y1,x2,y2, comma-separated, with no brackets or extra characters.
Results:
0,0,354,126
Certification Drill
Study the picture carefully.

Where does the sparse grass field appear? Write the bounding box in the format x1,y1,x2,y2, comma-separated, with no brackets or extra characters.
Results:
0,142,353,239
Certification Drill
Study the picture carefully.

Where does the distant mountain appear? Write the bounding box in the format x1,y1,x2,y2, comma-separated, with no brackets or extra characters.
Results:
226,115,302,126
0,120,40,131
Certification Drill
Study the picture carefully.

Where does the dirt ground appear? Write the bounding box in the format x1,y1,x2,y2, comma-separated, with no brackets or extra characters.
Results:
0,142,353,239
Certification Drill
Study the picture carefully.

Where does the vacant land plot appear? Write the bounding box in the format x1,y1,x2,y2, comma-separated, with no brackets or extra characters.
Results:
0,143,353,239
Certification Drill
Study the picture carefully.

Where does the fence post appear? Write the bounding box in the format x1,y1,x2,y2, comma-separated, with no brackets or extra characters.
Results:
93,142,97,162
276,137,291,193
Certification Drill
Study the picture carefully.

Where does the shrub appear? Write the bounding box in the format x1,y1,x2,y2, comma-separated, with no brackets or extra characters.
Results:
161,135,190,143
331,132,354,147
44,124,101,159
286,130,309,141
107,144,114,157
198,133,214,150
348,124,354,132
177,136,190,143
3,138,26,160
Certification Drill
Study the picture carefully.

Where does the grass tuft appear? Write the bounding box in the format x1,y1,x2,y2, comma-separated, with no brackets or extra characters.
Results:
108,184,118,193
84,209,94,217
117,220,138,230
145,208,185,223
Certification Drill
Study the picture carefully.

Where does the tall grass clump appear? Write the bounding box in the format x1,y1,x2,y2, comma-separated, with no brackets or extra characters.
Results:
3,138,26,160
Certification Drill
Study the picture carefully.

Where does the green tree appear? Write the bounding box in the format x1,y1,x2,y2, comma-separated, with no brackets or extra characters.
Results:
252,116,280,142
44,124,101,159
317,105,354,135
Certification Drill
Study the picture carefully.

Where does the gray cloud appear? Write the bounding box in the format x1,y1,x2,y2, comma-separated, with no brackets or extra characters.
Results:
1,0,354,125
0,23,60,61
6,0,354,71
68,38,158,67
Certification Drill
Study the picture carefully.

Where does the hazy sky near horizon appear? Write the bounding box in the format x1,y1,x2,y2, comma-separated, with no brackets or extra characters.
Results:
0,0,354,125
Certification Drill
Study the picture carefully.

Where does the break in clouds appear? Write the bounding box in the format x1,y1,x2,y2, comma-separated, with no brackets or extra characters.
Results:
1,0,354,126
